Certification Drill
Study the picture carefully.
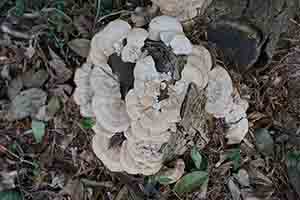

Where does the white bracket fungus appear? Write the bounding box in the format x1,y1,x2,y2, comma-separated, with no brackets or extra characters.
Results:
148,16,183,41
205,66,249,144
121,28,149,63
74,16,249,175
151,0,213,22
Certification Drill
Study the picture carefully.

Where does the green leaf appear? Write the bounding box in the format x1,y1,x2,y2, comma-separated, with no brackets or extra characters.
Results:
81,118,95,129
174,171,208,195
31,120,46,143
47,96,61,117
0,190,22,200
226,148,241,171
286,151,300,197
15,0,25,16
155,176,173,185
191,147,202,170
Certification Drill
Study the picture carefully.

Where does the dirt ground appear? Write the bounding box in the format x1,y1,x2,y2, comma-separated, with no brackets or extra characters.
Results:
1,1,300,200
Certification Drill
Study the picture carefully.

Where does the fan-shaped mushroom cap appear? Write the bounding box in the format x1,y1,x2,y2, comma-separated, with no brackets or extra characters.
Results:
92,133,123,172
73,63,94,117
170,34,193,55
134,56,159,81
225,94,248,124
225,118,249,144
133,56,160,98
148,16,183,41
205,66,234,117
121,28,149,63
151,0,185,17
89,64,119,96
179,45,212,89
92,93,130,133
92,122,115,138
90,19,131,65
131,5,159,27
130,120,172,142
120,139,163,175
126,84,180,134
151,0,212,22
160,31,177,46
181,59,209,89
190,45,213,72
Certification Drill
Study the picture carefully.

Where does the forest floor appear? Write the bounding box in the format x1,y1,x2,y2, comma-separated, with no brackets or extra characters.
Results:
0,1,300,200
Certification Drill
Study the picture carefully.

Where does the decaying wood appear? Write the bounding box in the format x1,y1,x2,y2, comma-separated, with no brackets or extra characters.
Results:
163,83,209,161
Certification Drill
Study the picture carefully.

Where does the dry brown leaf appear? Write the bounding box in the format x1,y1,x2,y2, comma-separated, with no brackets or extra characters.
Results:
48,47,72,84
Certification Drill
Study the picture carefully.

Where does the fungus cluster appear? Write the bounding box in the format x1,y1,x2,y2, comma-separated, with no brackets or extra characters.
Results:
74,16,249,175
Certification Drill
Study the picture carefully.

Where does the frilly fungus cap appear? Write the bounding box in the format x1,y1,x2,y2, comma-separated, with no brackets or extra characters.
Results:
151,0,213,22
74,16,249,175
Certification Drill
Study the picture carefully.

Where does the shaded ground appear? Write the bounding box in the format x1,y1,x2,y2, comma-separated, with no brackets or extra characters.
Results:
1,0,300,200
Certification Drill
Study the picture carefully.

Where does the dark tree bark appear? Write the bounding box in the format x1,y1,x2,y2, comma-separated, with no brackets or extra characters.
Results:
206,0,299,71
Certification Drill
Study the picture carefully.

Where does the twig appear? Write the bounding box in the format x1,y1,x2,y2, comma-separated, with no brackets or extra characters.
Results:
0,145,36,167
97,10,132,23
81,178,114,188
171,190,184,200
114,185,128,200
0,23,31,39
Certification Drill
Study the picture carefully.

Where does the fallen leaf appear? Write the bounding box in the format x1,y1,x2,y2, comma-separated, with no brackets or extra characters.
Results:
227,177,241,200
68,39,90,58
191,146,202,170
286,151,300,198
7,76,23,101
247,168,274,198
155,176,173,185
189,178,209,200
63,179,84,200
73,16,93,37
174,171,208,195
36,96,61,121
47,96,61,117
48,48,72,84
255,128,274,157
31,120,46,143
49,84,73,102
7,88,47,120
235,169,250,187
22,69,49,88
225,148,241,171
155,159,185,185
